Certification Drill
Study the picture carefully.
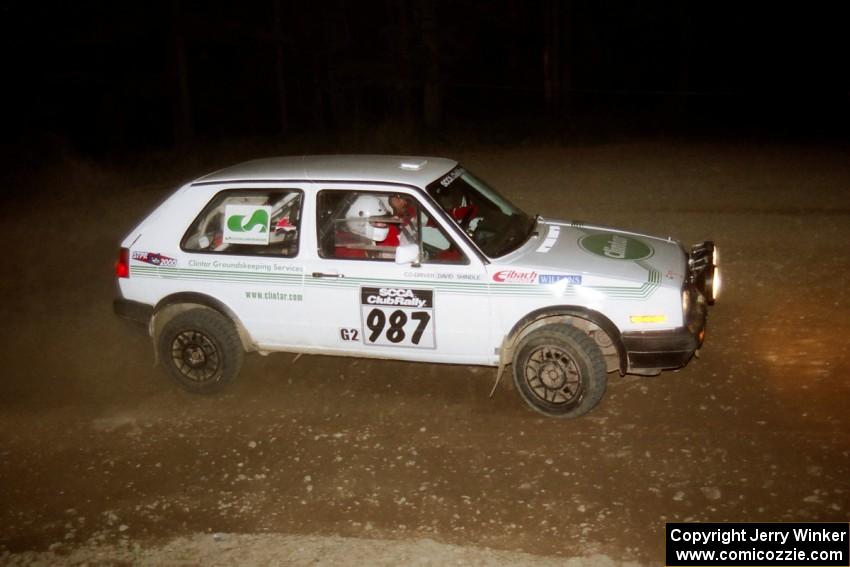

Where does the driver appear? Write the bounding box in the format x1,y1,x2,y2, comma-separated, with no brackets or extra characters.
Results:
434,189,478,228
335,195,405,258
449,196,478,227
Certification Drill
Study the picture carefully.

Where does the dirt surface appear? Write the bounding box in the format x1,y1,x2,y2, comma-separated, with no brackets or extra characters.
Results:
1,141,848,565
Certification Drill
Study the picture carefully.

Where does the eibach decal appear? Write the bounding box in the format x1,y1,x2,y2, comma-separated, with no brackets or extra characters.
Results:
132,251,177,267
492,270,537,284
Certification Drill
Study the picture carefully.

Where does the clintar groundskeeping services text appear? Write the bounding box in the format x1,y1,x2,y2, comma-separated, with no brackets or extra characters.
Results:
666,523,848,566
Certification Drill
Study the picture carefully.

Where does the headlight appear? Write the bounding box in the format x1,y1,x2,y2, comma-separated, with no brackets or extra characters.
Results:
690,241,720,305
711,266,721,302
682,289,690,316
702,264,720,305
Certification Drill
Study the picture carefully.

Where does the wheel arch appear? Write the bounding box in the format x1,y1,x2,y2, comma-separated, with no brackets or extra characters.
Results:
150,292,255,359
501,305,627,375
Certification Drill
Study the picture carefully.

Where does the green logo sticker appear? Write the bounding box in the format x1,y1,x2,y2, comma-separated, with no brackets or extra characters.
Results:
579,233,653,261
224,205,271,245
227,209,269,233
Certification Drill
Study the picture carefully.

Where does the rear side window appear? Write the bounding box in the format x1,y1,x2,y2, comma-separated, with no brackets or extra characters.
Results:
182,189,303,258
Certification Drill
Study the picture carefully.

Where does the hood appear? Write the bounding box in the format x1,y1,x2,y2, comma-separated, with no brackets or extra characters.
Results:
495,218,688,288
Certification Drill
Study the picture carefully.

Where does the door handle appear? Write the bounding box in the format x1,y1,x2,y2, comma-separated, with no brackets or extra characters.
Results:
311,272,344,278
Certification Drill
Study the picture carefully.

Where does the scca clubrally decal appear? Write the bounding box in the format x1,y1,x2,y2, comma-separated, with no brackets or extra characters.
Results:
360,287,433,308
360,287,435,348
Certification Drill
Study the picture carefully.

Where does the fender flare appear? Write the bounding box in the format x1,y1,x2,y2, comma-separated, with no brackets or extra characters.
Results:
150,292,255,355
502,305,627,375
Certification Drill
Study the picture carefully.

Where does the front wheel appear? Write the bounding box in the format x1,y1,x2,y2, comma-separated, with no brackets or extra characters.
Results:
158,308,244,394
512,325,607,418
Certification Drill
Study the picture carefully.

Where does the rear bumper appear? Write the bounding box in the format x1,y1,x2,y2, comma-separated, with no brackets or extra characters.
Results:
113,298,153,327
621,295,708,370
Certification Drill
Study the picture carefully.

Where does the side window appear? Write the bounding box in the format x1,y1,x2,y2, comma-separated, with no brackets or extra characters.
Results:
316,189,467,264
317,190,415,260
182,189,303,258
419,208,468,265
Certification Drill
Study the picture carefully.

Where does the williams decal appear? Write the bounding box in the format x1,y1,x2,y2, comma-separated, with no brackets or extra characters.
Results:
539,274,582,285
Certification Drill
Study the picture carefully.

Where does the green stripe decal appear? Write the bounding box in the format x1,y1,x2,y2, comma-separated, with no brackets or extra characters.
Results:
130,266,303,285
130,265,659,300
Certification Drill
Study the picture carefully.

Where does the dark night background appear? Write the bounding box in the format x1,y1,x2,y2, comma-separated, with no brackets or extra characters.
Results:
3,1,848,159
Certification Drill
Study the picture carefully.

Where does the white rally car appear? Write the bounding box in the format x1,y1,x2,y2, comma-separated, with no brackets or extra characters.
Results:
114,155,719,418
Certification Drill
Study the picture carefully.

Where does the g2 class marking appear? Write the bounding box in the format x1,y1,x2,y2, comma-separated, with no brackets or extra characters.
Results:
339,328,360,341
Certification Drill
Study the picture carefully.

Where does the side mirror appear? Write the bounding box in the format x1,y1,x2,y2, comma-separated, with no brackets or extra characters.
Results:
394,243,420,265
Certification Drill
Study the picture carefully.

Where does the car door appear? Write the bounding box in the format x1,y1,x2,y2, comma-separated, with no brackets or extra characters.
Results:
303,185,494,365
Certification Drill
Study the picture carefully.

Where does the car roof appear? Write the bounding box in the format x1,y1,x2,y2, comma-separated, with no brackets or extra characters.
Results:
192,155,458,188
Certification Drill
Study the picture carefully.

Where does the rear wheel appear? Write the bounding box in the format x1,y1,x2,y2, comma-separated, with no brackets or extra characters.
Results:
512,325,607,418
158,308,244,394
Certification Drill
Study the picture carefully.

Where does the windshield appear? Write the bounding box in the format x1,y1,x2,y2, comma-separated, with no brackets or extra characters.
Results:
426,166,535,258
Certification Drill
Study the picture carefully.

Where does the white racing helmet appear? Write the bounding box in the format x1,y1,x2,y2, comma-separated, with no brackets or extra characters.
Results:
345,195,392,242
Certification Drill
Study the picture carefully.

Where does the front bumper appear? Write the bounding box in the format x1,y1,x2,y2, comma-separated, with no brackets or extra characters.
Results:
621,292,708,370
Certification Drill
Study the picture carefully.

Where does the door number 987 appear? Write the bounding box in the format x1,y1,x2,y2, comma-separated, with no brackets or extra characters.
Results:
365,308,431,345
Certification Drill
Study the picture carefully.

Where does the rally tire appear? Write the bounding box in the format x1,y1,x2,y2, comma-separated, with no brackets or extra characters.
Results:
512,324,607,418
158,308,244,394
